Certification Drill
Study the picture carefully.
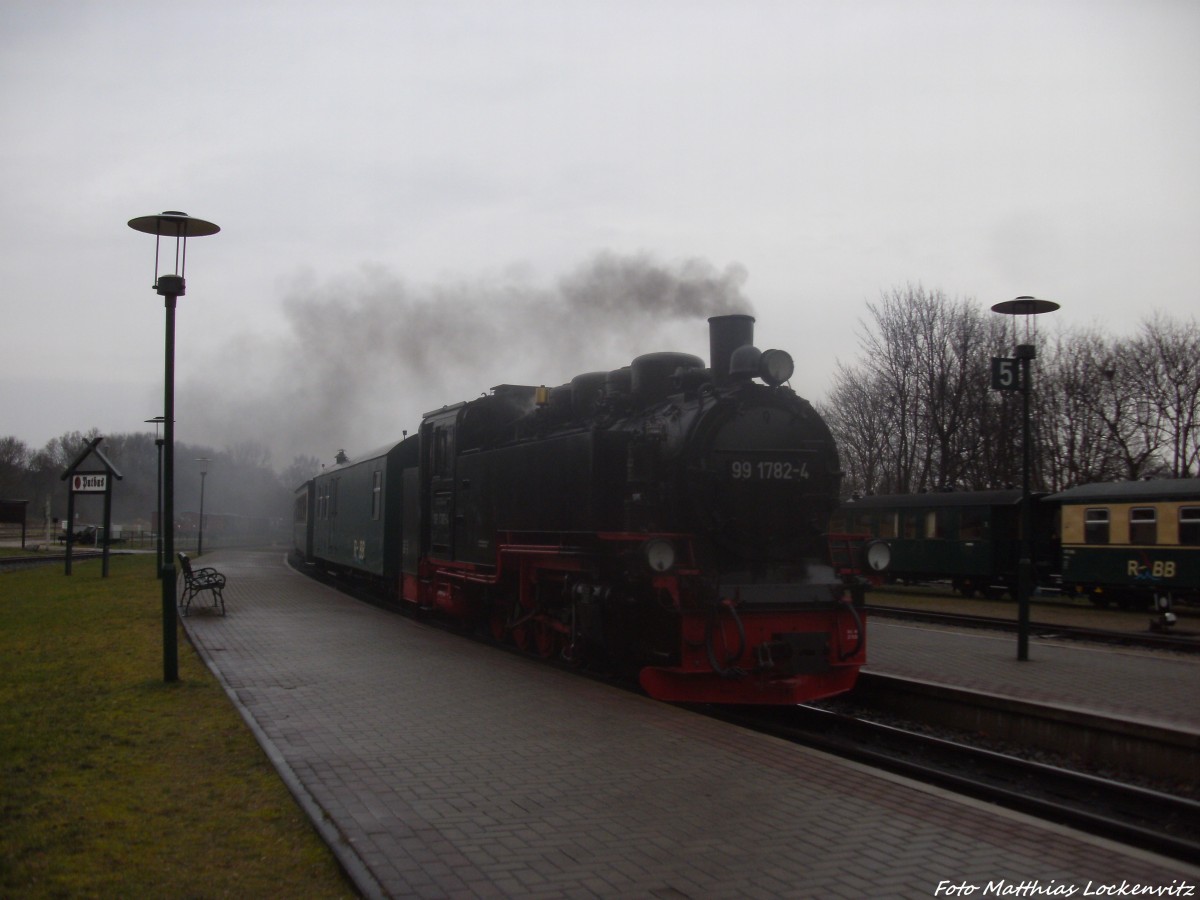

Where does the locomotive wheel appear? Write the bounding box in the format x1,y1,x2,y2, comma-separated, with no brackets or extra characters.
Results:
511,619,531,651
509,599,532,650
489,605,507,643
533,619,556,658
491,598,532,649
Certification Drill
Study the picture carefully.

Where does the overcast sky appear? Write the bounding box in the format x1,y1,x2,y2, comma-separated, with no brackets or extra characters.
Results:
2,0,1197,469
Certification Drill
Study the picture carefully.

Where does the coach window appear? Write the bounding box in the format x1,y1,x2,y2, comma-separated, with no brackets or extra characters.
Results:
1129,507,1156,545
1180,507,1200,546
850,512,875,536
1084,508,1109,545
924,510,944,539
371,470,383,520
901,511,919,540
878,513,897,539
959,508,986,541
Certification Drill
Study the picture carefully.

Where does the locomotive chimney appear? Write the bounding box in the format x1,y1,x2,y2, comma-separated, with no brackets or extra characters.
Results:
708,314,755,382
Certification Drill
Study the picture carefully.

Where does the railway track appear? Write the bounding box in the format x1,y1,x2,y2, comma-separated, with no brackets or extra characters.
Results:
711,700,1200,864
867,603,1200,652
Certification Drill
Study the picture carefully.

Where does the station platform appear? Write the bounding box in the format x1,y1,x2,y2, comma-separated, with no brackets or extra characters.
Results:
182,550,1199,899
865,618,1200,733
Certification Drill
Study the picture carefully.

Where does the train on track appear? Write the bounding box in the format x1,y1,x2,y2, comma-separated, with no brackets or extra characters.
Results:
835,479,1200,610
292,315,867,705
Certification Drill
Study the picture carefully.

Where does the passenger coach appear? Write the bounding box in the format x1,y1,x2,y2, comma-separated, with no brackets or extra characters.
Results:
296,439,418,589
834,490,1057,598
1051,478,1200,608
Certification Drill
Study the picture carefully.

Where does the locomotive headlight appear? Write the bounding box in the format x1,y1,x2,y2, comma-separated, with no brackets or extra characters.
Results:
865,540,892,573
643,539,676,572
759,349,794,386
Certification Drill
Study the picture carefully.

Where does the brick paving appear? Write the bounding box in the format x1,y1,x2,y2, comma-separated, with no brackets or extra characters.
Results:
183,550,1199,899
866,619,1200,731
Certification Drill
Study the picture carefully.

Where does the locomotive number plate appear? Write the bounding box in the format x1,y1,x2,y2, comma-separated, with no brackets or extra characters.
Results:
729,459,810,481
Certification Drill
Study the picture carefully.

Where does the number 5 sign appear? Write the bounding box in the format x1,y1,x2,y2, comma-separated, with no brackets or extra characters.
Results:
991,357,1021,392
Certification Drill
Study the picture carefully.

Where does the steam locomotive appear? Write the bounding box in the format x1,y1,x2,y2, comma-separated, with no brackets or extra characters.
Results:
293,315,866,705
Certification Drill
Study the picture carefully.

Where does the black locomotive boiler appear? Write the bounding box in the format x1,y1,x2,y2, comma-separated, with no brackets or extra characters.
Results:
294,315,866,705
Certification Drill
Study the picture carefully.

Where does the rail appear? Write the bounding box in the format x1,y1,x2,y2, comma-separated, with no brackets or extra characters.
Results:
706,700,1200,864
866,603,1200,652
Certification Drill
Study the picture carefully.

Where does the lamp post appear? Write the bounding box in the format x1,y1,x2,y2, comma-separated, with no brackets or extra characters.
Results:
128,211,220,683
196,457,210,557
144,417,165,578
990,295,1059,661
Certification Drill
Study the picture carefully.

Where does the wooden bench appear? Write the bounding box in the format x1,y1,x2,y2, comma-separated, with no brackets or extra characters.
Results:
178,552,226,617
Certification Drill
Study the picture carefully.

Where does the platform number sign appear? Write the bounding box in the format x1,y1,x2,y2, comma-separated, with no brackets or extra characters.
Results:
991,357,1021,392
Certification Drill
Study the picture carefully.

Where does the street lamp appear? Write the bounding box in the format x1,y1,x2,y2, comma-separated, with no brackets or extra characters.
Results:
196,457,210,557
128,211,220,683
144,417,165,578
990,295,1059,661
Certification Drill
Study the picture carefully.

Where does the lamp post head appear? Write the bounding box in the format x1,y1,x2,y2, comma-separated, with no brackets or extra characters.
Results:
991,295,1060,348
990,296,1060,317
127,211,220,296
127,211,220,238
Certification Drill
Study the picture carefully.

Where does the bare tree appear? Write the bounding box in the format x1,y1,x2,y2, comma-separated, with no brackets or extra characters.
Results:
854,287,927,493
281,454,322,491
0,436,32,498
1129,313,1200,477
820,364,893,496
831,286,1008,496
1037,330,1125,489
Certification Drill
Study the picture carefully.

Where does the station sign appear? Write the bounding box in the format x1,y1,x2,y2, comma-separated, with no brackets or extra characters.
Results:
60,438,122,578
71,474,108,493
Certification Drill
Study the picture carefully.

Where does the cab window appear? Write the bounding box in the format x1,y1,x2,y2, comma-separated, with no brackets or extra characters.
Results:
432,426,454,476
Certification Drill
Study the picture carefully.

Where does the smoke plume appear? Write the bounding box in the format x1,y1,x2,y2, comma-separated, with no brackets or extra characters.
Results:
177,252,752,468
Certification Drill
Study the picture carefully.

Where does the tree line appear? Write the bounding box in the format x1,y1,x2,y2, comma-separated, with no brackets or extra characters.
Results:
820,286,1200,498
0,429,321,538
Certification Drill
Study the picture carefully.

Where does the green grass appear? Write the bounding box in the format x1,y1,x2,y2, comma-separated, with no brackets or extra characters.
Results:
0,555,358,898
